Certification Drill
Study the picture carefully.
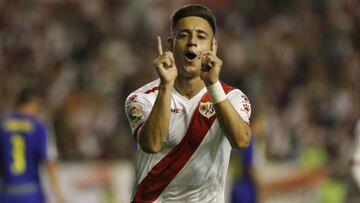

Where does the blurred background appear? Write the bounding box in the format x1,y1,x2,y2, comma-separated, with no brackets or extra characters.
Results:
0,0,359,202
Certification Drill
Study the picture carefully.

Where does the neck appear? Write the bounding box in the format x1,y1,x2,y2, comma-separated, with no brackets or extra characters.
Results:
174,76,205,99
17,104,37,116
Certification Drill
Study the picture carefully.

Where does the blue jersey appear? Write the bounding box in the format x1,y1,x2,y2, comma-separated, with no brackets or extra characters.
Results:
231,139,257,203
0,112,49,203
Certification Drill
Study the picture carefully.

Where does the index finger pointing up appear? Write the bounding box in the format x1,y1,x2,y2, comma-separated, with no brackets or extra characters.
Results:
157,36,163,55
211,38,218,55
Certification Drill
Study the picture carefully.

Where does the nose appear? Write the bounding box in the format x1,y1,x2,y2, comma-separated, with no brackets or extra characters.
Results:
188,34,197,47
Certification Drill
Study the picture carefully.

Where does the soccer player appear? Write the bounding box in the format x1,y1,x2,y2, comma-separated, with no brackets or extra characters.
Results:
125,4,251,203
0,87,66,203
231,139,258,203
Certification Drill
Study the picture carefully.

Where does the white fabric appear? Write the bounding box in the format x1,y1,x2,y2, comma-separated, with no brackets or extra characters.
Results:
125,79,251,203
206,81,227,104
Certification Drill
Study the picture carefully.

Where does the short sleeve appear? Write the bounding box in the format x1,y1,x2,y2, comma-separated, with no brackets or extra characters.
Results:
37,123,49,161
125,92,153,141
227,89,251,124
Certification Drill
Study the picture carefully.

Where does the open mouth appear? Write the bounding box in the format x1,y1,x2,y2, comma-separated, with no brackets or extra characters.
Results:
185,52,198,62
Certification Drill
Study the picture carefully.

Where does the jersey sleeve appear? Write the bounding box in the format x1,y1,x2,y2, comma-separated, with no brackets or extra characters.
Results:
125,92,153,141
36,124,51,160
0,120,3,172
227,89,251,124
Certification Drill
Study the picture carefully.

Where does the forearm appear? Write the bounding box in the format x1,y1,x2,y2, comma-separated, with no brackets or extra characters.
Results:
206,81,251,149
45,160,65,203
214,100,251,149
138,84,173,153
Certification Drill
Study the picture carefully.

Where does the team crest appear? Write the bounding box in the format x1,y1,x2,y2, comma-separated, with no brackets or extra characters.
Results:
199,102,215,119
127,103,144,127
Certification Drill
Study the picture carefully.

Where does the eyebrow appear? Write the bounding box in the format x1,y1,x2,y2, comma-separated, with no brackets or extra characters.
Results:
177,28,209,36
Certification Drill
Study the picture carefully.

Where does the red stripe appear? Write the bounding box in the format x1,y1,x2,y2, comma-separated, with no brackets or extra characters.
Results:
144,86,160,94
132,82,235,203
220,81,236,93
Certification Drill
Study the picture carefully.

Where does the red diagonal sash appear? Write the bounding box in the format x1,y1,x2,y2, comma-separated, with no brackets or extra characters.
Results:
132,82,235,203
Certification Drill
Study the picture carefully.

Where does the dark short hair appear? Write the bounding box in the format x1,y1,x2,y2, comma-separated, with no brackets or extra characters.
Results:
16,86,44,106
171,4,216,35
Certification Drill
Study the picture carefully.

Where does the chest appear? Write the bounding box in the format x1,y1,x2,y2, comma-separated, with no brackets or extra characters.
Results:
162,94,217,149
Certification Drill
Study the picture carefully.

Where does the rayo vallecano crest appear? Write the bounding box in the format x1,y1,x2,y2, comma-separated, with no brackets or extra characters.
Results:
199,102,215,118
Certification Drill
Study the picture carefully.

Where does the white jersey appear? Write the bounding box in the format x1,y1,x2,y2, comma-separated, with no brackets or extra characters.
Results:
125,79,251,203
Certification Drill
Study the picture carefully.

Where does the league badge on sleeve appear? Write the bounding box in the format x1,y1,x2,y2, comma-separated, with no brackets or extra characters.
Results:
126,103,144,127
199,102,216,119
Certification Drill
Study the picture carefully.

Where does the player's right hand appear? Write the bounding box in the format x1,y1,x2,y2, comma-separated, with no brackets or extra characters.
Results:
153,36,177,85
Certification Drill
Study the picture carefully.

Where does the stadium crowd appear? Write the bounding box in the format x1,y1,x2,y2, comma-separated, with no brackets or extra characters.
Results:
0,0,359,199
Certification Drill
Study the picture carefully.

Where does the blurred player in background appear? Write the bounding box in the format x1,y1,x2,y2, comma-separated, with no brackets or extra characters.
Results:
230,138,258,203
0,87,66,203
348,119,360,202
125,4,251,203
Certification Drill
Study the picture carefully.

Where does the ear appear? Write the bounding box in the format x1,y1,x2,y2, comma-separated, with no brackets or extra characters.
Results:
167,37,174,51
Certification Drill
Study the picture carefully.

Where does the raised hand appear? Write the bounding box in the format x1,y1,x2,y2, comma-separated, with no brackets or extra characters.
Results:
199,38,222,86
153,36,178,86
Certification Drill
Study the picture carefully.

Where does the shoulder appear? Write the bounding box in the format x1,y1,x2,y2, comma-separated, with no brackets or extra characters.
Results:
221,81,251,117
220,81,237,94
0,113,46,134
33,118,46,130
126,79,160,97
27,116,46,134
220,81,249,99
125,79,160,105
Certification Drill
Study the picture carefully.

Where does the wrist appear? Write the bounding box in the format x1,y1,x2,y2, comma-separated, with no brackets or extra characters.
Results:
206,81,227,104
159,81,174,91
160,80,175,87
204,79,219,87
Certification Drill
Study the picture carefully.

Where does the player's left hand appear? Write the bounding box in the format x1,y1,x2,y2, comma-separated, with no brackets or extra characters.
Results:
199,38,222,86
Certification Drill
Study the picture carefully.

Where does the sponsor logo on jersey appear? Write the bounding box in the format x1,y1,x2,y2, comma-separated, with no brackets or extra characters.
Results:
199,102,215,119
171,108,181,113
